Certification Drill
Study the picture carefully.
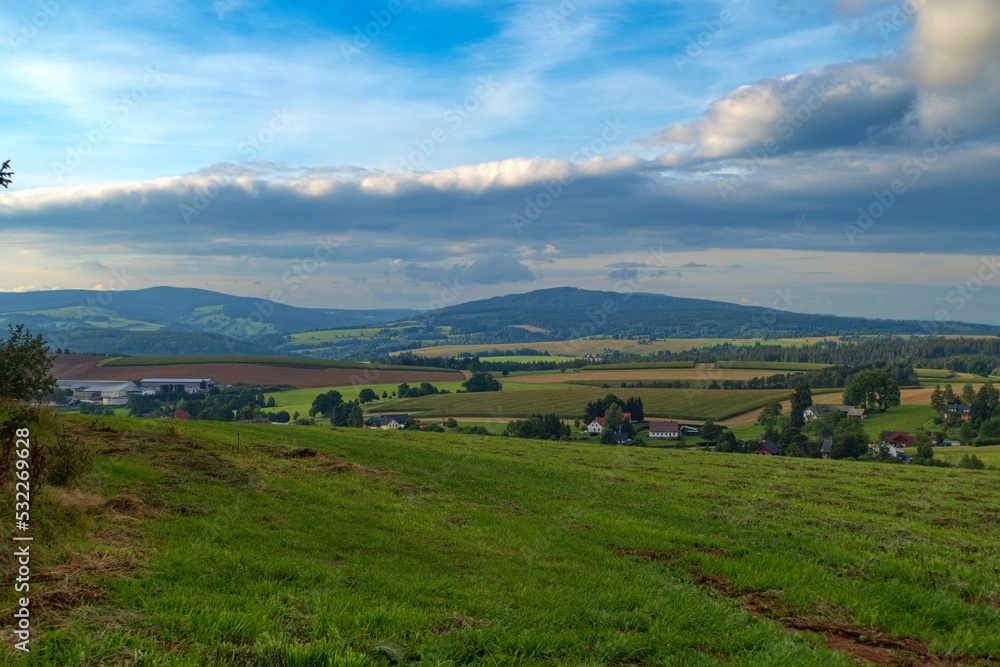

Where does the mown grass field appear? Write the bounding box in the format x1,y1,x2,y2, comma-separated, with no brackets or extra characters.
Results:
266,383,471,415
914,368,998,386
289,327,384,342
266,382,567,418
582,361,697,370
934,445,1000,466
376,388,795,421
475,355,577,363
2,416,998,665
290,325,454,343
715,361,833,371
861,405,939,440
516,368,793,385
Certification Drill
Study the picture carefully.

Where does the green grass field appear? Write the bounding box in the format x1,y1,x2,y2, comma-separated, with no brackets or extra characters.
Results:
4,416,998,665
376,388,794,421
934,444,1000,467
715,361,833,371
585,361,697,370
861,405,938,441
289,327,385,342
915,368,956,379
475,355,576,363
266,383,471,416
267,382,568,418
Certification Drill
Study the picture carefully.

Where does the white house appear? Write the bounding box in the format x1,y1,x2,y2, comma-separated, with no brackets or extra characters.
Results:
804,404,867,422
586,418,605,434
648,420,680,439
364,414,409,430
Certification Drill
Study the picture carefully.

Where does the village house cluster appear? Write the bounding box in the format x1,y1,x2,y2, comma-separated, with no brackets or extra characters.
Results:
55,378,216,406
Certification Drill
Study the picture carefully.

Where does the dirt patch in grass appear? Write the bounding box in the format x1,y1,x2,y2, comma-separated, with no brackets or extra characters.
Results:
444,613,493,631
616,543,730,561
691,570,991,666
32,580,108,613
315,457,397,478
286,447,318,458
104,493,158,518
616,548,993,666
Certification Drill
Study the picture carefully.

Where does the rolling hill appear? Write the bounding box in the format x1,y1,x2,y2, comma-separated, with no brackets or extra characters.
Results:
420,287,1000,340
0,286,414,336
3,285,999,358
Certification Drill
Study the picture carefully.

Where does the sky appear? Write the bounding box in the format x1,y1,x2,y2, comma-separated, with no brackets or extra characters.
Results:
1,0,999,325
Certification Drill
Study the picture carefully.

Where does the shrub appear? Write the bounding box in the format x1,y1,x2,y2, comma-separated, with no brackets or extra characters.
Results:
46,434,93,487
957,454,986,470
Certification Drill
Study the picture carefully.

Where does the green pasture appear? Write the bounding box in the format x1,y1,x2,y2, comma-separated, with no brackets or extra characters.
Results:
5,415,998,665
376,388,795,421
861,405,938,441
267,381,561,417
583,361,697,370
475,355,576,363
715,361,833,371
289,328,385,343
934,444,1000,467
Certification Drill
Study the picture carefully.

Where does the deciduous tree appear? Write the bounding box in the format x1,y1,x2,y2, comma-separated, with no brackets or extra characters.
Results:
843,370,899,412
789,382,812,428
756,402,783,428
1,325,56,403
310,390,343,417
462,372,502,393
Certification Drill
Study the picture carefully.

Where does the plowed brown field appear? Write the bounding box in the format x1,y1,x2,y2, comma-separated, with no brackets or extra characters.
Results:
51,355,463,389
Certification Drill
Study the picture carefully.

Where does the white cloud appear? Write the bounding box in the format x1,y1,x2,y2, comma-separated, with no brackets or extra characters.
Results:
907,0,1000,137
648,62,914,164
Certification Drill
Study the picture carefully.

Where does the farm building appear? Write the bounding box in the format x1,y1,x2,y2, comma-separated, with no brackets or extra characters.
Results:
751,439,780,456
648,420,680,439
56,380,140,406
139,378,215,394
803,404,867,421
881,431,916,447
586,413,633,434
820,438,833,459
364,414,410,430
942,404,972,420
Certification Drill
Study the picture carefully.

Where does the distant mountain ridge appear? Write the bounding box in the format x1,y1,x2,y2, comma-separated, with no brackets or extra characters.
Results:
2,285,998,359
0,286,415,336
420,287,1000,339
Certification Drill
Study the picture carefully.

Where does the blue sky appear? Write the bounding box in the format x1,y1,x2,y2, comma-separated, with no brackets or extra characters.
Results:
2,0,999,325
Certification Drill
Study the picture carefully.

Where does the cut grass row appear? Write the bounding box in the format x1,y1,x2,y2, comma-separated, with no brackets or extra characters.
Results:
4,416,997,665
266,381,568,417
584,361,696,370
375,387,795,421
715,361,833,371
